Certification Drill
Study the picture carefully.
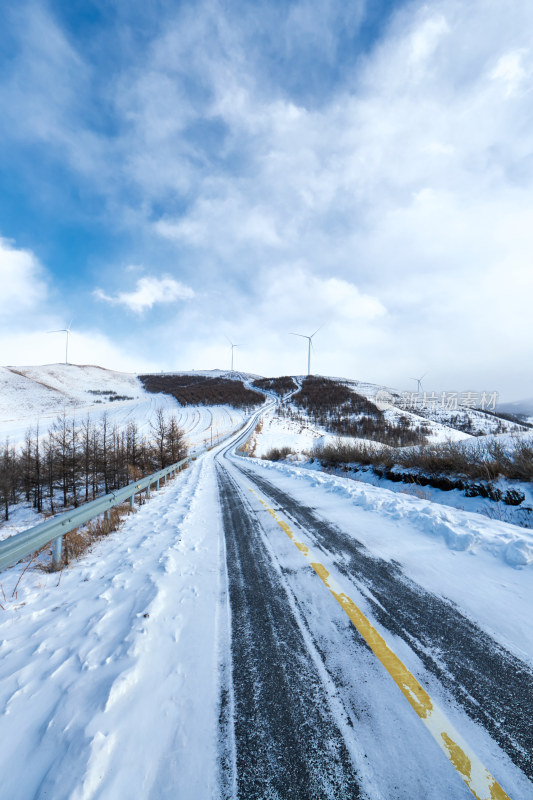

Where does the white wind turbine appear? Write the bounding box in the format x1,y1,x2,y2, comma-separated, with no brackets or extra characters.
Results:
290,327,321,376
226,337,241,372
409,372,427,392
49,321,73,365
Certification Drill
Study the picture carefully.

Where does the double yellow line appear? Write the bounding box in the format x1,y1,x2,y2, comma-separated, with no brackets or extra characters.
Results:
252,490,511,800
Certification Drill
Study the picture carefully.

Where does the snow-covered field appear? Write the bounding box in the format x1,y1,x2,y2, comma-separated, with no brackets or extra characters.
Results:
247,410,325,457
0,364,248,452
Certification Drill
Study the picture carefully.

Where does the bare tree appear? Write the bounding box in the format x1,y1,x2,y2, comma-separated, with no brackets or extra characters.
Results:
0,440,17,521
166,416,186,464
151,409,168,469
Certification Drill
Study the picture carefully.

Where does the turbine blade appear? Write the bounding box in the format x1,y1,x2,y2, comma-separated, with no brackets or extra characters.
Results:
48,329,66,333
289,332,307,339
310,325,322,338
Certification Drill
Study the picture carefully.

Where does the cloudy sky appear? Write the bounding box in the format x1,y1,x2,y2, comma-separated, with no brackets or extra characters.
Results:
0,0,532,400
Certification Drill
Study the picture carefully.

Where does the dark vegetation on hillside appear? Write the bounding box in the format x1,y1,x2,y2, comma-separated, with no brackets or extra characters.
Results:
0,410,186,521
251,376,297,396
287,376,431,447
140,374,265,409
312,438,533,509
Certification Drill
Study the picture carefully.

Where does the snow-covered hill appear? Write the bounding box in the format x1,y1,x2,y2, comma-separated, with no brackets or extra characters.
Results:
1,364,527,451
0,364,249,451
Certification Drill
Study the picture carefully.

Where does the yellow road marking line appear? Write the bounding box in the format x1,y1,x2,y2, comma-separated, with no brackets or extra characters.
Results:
251,490,511,800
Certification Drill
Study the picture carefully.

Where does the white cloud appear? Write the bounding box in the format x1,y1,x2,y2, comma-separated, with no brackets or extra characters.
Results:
490,50,529,96
94,276,195,314
259,266,385,324
0,237,48,316
408,13,450,69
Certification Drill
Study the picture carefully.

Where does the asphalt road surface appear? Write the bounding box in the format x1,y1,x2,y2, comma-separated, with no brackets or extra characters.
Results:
215,442,533,800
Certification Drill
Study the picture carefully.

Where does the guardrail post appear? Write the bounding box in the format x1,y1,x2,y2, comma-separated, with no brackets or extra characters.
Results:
0,451,200,574
156,479,160,491
52,535,63,569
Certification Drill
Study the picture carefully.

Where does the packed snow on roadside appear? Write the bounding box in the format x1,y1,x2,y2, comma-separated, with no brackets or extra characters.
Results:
0,453,225,799
252,456,533,569
237,393,533,563
240,454,533,669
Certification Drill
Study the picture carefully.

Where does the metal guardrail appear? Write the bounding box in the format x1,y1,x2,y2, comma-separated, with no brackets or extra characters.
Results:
0,396,275,575
0,455,192,573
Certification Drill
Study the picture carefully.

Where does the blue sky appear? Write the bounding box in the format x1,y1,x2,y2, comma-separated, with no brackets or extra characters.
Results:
1,0,532,400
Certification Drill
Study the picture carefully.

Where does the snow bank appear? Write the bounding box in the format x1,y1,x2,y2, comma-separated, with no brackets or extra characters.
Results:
253,459,533,568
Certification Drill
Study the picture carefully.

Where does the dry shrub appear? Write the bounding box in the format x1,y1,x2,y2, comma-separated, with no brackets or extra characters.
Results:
508,440,533,481
262,446,293,462
314,436,533,483
313,440,393,468
139,374,265,408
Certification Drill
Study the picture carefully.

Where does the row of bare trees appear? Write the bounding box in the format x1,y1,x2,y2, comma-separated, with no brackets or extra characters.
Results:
0,410,187,521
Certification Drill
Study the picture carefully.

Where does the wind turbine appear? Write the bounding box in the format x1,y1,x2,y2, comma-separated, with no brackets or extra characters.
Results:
409,373,427,392
290,327,321,376
225,337,241,372
49,321,73,365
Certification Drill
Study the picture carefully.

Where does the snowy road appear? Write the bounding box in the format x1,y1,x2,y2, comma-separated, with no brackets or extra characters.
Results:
216,445,532,800
0,417,532,799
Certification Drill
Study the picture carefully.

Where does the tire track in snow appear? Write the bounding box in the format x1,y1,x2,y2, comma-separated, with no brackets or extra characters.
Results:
215,463,363,800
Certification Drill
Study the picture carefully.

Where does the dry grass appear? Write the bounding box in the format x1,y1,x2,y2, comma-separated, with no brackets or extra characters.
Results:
400,486,433,501
63,503,133,566
40,502,136,571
